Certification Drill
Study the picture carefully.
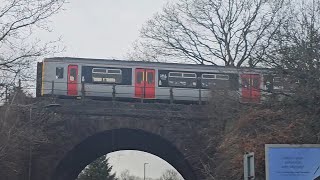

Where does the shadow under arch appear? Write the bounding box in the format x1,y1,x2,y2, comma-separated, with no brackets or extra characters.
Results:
52,128,197,180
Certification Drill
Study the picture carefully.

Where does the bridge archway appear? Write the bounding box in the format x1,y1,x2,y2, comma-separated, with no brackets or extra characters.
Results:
52,128,197,180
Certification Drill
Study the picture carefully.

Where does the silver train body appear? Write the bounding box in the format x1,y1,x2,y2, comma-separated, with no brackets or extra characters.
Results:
37,57,274,103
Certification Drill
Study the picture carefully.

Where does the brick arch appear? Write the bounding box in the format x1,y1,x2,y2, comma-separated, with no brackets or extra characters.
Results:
52,128,197,180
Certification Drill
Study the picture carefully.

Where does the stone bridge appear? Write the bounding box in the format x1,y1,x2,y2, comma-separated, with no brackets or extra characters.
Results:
31,98,211,180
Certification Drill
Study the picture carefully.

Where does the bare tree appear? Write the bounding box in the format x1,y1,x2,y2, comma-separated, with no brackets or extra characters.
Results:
199,2,320,179
0,0,65,99
158,170,182,180
0,89,50,178
0,0,65,178
264,0,320,108
130,0,288,67
119,170,141,180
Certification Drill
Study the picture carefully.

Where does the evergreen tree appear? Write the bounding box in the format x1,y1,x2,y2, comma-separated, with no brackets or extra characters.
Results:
77,155,117,180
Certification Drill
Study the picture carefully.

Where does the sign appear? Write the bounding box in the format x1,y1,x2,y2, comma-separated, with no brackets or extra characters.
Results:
265,144,320,180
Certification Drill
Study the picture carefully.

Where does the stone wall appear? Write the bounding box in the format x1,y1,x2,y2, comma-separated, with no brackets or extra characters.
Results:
30,99,210,180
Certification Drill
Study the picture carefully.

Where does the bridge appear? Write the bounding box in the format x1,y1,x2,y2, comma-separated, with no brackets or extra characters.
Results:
29,98,211,180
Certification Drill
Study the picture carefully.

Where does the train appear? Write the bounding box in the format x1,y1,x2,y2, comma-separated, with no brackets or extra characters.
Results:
36,57,287,103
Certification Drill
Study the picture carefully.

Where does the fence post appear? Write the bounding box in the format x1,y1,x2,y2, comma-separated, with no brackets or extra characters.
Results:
198,88,202,105
141,87,144,103
81,82,85,102
7,87,10,102
50,81,55,103
170,87,174,104
18,79,21,89
112,84,116,101
51,81,55,98
5,85,8,103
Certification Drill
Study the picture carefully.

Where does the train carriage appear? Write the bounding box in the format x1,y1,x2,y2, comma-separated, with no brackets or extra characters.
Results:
36,57,275,103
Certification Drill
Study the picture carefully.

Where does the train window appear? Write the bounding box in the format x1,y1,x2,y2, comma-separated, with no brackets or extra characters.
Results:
137,72,143,84
183,73,196,78
92,68,122,83
92,68,107,73
202,74,216,79
70,68,77,81
202,74,228,80
201,74,230,89
252,78,260,89
56,67,64,79
216,74,229,80
273,77,281,83
147,72,154,84
272,76,283,90
241,78,250,88
169,72,183,77
107,69,121,74
168,72,197,88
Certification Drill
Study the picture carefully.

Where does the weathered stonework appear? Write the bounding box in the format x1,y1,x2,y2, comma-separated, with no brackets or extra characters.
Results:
31,99,210,180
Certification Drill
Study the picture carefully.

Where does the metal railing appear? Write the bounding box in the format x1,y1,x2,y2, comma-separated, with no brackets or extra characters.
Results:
12,79,273,105
42,80,209,104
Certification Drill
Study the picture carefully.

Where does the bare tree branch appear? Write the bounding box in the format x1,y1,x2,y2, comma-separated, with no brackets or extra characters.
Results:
0,0,65,98
131,0,287,67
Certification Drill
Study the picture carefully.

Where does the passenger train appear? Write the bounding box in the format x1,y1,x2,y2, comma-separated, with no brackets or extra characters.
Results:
36,57,285,103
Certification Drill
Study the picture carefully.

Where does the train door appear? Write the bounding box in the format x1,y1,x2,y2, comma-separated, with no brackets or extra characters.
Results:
67,65,78,96
134,68,155,99
145,69,155,98
241,74,261,103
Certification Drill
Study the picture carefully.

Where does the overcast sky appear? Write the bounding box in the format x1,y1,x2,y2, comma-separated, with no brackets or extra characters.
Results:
40,0,183,179
40,0,175,59
108,150,183,179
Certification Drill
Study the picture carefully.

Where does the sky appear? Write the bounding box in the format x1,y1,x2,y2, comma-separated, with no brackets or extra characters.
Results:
107,150,183,179
38,0,182,179
40,0,175,59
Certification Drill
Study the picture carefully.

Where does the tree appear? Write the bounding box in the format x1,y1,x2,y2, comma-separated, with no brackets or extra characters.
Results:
130,0,288,67
0,0,65,100
77,155,117,180
159,170,182,180
264,0,320,109
0,88,50,179
119,170,142,180
200,2,320,179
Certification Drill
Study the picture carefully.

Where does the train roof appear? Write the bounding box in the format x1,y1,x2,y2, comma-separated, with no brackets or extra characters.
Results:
43,57,271,73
